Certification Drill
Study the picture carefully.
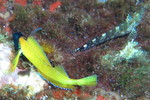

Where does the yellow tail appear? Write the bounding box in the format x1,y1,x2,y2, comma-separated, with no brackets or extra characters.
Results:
76,75,97,86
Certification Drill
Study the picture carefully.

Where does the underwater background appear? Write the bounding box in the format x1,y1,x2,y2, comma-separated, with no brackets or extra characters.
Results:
0,0,150,100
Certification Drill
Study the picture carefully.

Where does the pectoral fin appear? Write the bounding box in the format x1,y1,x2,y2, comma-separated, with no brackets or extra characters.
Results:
10,49,22,72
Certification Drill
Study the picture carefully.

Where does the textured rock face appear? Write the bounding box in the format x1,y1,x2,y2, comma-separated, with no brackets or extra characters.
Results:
0,44,12,88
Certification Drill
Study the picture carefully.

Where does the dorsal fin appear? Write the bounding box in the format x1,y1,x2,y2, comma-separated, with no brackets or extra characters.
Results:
54,65,69,78
29,28,42,37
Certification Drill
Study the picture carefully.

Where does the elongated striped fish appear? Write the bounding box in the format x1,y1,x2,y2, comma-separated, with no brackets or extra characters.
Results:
73,8,145,53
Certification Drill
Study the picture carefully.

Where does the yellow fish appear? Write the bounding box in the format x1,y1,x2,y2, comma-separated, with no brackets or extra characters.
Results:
11,31,97,90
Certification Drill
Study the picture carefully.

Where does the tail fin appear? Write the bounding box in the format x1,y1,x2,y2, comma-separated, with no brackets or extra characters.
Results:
77,75,97,86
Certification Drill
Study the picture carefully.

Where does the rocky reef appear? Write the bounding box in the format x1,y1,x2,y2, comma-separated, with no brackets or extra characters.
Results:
0,0,149,99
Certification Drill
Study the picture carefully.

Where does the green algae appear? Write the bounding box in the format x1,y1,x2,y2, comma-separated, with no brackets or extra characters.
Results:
100,40,150,98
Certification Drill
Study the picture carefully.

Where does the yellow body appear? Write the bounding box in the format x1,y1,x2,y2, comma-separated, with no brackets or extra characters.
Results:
11,36,97,89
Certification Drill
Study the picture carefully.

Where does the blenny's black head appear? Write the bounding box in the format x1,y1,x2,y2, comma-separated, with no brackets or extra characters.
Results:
13,32,24,51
